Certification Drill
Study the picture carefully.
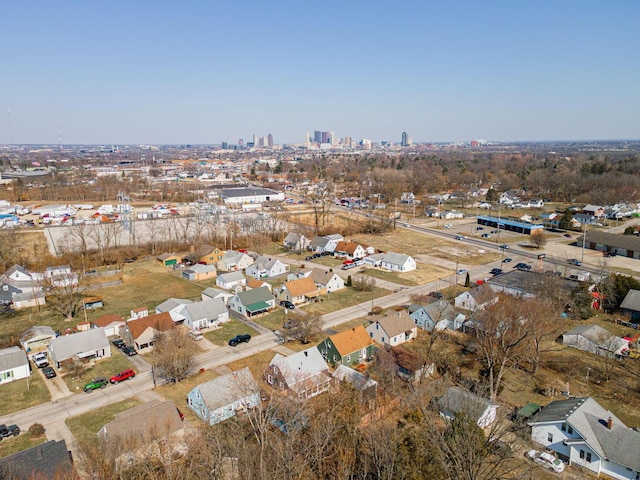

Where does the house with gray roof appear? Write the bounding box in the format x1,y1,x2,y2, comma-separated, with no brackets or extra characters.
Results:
454,284,498,311
620,289,640,322
181,298,229,330
308,234,343,253
528,397,640,479
562,325,629,357
366,311,417,347
264,347,332,400
0,346,30,385
0,439,74,480
216,271,247,291
437,386,498,428
333,364,378,405
20,325,56,356
283,232,310,252
309,269,345,293
187,367,260,425
201,287,233,304
48,328,110,368
245,255,289,279
216,250,253,272
155,298,193,322
380,252,416,272
181,263,217,281
228,286,275,317
409,301,465,331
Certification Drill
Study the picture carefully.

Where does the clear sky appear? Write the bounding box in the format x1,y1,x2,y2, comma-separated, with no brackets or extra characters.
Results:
1,1,639,145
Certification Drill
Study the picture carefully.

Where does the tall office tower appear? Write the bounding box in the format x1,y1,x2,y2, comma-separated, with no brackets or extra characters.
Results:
221,141,229,149
401,131,409,147
321,131,330,144
267,133,273,147
238,139,244,146
329,132,336,146
252,134,258,147
343,136,352,148
305,132,311,147
314,130,323,144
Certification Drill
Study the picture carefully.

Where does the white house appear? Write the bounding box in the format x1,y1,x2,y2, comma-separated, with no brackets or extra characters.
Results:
438,386,498,428
366,311,418,348
308,234,343,253
181,298,229,330
245,256,289,279
263,347,332,400
216,271,247,291
20,325,56,356
48,328,111,368
201,287,234,304
187,367,261,425
309,269,345,293
283,232,310,252
529,397,640,479
333,241,367,260
228,286,275,318
439,210,464,220
562,325,629,357
380,252,416,272
454,284,499,311
217,251,254,272
0,347,30,385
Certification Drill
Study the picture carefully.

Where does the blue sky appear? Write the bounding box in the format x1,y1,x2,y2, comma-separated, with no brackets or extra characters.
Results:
1,1,639,144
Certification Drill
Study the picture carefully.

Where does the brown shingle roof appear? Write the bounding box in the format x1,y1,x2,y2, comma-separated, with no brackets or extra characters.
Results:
93,314,124,327
335,241,361,255
284,277,319,297
390,346,426,372
247,278,267,289
127,312,175,340
330,325,374,356
371,312,416,337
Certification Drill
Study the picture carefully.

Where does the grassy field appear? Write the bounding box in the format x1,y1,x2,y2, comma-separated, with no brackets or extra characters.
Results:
66,398,141,442
226,349,277,379
61,347,136,393
203,321,259,346
298,286,390,316
0,375,50,417
252,310,287,331
154,369,218,423
0,432,49,458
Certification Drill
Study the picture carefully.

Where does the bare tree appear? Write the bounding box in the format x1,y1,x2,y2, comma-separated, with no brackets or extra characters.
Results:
151,329,197,383
43,270,88,320
351,274,376,292
283,310,323,344
529,230,547,249
0,229,22,273
306,183,334,235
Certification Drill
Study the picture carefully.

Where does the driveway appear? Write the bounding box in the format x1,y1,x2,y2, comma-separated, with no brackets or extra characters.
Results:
37,368,72,402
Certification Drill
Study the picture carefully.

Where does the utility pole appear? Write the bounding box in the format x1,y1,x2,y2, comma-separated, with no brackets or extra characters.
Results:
581,223,587,264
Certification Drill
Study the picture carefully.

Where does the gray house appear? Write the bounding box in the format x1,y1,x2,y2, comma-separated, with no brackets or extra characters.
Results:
187,367,260,425
437,386,498,428
48,328,111,368
562,325,629,357
216,271,247,291
621,289,640,322
408,301,465,331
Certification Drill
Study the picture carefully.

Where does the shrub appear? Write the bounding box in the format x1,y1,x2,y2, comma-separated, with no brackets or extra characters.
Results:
29,423,45,438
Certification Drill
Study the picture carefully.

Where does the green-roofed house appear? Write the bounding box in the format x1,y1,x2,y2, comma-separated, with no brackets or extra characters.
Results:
228,286,276,318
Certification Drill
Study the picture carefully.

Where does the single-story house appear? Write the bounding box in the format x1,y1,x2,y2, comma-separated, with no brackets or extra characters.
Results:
180,298,229,330
155,298,194,323
48,328,111,368
217,250,253,272
278,277,324,305
318,325,376,367
20,325,56,356
439,210,464,220
283,232,310,252
157,253,181,267
437,386,498,428
308,235,340,253
389,346,434,384
11,290,46,310
43,265,78,288
228,287,276,318
245,278,273,292
309,269,345,293
528,397,640,479
182,263,217,281
92,314,125,337
216,271,247,291
201,287,233,304
183,245,225,265
333,241,367,259
620,289,640,322
454,284,499,311
0,346,30,385
120,312,176,351
333,364,378,406
246,256,289,279
0,440,74,480
364,253,385,267
562,325,629,357
366,311,418,347
409,301,465,331
187,367,260,425
264,347,332,400
380,252,416,272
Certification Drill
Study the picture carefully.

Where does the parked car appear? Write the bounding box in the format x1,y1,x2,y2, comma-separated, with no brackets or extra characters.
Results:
429,291,445,299
279,300,295,310
444,224,453,228
481,233,491,238
229,334,251,347
176,408,185,421
341,263,357,270
42,366,57,379
526,450,565,473
563,233,572,238
342,259,354,265
476,226,484,230
456,269,467,275
455,235,465,240
489,268,503,275
499,244,509,249
502,257,512,263
568,258,582,266
123,346,138,356
515,262,531,270
83,377,108,392
0,424,20,440
305,256,314,261
110,369,135,384
32,352,48,368
188,330,203,341
112,338,126,349
353,258,365,266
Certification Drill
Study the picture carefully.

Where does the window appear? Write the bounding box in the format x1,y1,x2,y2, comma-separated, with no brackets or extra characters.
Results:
547,433,553,443
580,450,585,459
267,374,273,384
370,332,373,338
345,355,351,363
586,453,592,462
568,425,573,434
381,337,385,343
561,423,566,432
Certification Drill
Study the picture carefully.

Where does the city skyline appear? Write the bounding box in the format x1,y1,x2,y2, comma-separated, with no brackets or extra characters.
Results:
1,1,639,145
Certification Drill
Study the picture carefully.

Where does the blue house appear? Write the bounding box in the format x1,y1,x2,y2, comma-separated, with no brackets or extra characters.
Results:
408,301,465,331
187,367,260,425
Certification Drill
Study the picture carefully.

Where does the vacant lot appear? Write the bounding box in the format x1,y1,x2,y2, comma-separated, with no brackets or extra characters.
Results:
203,321,259,346
66,398,141,442
0,375,50,417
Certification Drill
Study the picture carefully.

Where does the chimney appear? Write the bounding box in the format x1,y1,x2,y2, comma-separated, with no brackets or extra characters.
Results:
607,417,613,429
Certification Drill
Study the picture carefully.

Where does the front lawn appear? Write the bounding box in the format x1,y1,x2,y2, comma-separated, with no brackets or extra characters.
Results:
298,286,390,316
203,321,259,346
252,310,288,331
226,350,278,379
61,348,136,393
0,432,49,458
66,398,141,442
0,375,50,417
154,369,218,423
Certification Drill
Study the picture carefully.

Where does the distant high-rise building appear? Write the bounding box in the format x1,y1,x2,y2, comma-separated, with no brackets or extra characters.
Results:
252,134,257,147
314,130,323,144
267,133,273,147
305,132,311,147
401,131,410,147
221,141,228,149
238,139,244,146
329,132,337,146
343,136,352,148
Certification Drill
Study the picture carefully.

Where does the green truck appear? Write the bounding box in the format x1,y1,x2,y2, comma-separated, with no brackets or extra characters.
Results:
83,377,108,393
